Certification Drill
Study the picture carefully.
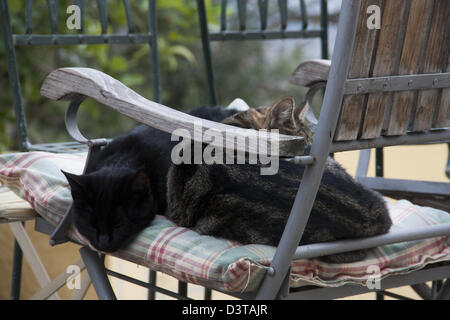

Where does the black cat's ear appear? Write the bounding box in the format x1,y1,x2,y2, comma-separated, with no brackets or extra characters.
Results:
131,168,150,194
61,170,85,196
270,97,295,126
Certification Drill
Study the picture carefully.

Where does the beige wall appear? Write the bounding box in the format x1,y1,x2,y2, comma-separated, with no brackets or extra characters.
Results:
1,144,448,299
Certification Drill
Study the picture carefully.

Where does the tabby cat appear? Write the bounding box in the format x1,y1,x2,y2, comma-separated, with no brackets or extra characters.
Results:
222,96,313,144
166,97,392,263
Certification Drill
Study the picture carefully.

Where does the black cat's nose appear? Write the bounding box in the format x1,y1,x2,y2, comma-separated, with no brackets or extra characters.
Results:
97,234,112,250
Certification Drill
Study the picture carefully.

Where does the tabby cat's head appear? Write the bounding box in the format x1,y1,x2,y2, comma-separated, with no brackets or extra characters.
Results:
222,97,314,144
62,167,158,252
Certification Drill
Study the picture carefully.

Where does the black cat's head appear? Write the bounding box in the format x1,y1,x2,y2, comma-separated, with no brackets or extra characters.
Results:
62,167,157,253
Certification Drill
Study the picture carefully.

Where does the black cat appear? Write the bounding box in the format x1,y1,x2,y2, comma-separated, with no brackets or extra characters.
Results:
63,106,238,252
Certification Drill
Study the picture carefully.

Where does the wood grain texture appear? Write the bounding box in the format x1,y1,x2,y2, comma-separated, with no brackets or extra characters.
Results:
40,68,305,157
436,88,450,128
434,5,450,129
0,187,36,223
413,0,450,131
360,0,410,139
334,0,382,141
386,0,434,136
289,59,331,87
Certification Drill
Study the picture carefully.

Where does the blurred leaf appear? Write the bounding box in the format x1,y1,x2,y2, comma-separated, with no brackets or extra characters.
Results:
121,73,145,88
109,56,128,72
169,45,197,66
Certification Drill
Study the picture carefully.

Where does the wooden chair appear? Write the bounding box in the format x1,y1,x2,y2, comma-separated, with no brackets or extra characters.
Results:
37,0,450,299
268,0,450,299
290,0,450,213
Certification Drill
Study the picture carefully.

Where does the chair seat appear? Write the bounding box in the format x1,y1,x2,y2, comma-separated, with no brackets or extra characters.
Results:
27,141,88,154
1,151,449,293
0,186,36,223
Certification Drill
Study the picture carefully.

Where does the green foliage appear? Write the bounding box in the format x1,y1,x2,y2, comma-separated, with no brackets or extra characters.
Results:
0,0,309,151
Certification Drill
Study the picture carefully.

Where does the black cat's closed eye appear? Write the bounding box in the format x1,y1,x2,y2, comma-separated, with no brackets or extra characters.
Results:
131,168,150,194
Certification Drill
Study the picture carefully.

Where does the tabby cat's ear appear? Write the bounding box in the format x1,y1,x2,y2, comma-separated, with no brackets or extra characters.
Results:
132,168,150,194
61,170,85,197
269,97,295,125
294,101,309,122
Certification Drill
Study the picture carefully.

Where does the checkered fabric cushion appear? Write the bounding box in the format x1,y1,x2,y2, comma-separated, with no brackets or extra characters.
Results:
1,151,449,292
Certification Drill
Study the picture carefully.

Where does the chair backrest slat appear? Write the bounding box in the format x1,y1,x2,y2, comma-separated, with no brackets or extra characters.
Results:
46,0,59,34
96,0,108,34
334,0,382,141
359,0,410,140
299,0,308,30
220,0,228,31
237,0,247,31
25,0,33,34
278,0,288,30
74,0,85,33
334,0,450,143
436,39,450,128
258,0,268,30
412,0,450,132
386,0,434,136
436,86,450,128
122,0,135,33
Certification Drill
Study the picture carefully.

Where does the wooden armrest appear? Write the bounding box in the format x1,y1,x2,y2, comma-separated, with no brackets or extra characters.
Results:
289,59,331,87
41,68,305,157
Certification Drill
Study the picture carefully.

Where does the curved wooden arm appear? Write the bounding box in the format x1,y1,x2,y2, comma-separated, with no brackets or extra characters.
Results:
289,59,331,87
41,68,305,157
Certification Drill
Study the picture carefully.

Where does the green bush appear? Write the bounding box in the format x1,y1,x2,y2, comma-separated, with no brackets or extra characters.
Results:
0,0,309,151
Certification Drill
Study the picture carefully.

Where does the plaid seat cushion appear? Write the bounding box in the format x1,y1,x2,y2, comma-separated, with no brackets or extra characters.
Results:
1,151,449,293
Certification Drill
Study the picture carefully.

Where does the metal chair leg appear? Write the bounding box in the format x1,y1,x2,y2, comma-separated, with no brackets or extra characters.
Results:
9,221,60,300
436,279,450,300
79,247,116,300
10,239,23,300
178,281,188,297
374,148,384,301
445,143,450,179
204,288,212,300
147,270,157,300
376,292,384,300
411,283,432,300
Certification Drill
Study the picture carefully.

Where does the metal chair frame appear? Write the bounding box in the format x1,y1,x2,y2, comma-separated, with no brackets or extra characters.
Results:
196,0,329,106
0,0,161,153
0,0,162,300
